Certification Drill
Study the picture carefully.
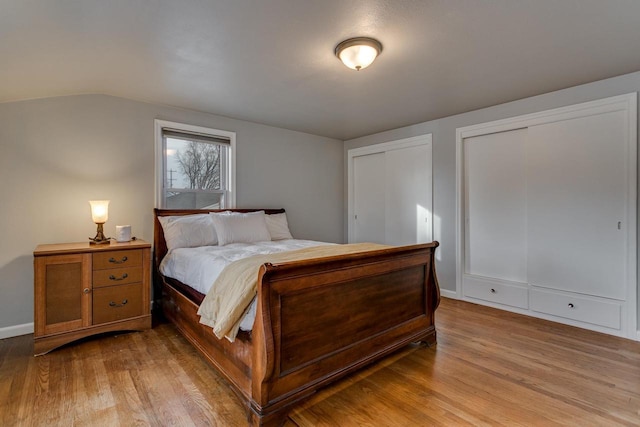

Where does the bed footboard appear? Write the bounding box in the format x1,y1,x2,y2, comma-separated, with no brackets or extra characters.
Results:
249,242,440,425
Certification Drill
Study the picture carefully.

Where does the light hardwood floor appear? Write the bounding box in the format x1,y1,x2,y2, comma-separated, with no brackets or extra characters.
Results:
2,298,640,426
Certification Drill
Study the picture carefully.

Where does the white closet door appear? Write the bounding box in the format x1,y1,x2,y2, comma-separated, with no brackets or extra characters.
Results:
527,111,627,300
385,144,432,245
353,152,386,244
464,129,528,283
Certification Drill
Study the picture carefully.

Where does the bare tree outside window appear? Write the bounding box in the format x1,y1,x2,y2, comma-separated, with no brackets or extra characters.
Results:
163,137,228,209
176,141,221,190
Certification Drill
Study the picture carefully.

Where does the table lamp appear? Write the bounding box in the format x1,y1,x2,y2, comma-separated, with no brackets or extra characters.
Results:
89,200,110,245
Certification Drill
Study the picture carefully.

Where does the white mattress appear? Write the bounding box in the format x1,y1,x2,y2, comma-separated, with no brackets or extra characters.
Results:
159,239,331,331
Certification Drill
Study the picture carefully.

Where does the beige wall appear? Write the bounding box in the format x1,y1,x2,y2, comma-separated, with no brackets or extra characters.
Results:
0,94,344,332
5,72,640,335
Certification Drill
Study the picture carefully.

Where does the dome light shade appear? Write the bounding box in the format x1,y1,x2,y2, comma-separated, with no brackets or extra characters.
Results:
335,37,383,71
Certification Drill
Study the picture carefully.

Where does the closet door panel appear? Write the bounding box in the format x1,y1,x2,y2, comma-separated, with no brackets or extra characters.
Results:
353,153,386,244
526,111,627,300
464,129,528,283
385,144,432,245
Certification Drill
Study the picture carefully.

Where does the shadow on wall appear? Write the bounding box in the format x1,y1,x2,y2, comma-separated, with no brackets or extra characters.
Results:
0,255,34,329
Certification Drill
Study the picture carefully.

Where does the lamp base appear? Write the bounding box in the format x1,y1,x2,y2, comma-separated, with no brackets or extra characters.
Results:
89,223,111,245
89,238,111,245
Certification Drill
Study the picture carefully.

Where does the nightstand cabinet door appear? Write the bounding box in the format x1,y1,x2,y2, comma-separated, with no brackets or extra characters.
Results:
34,253,91,336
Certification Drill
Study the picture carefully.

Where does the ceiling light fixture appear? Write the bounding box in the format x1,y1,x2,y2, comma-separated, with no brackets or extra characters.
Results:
335,37,383,71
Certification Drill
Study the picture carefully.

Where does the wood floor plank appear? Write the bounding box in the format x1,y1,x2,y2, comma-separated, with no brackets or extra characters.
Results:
2,298,640,426
439,332,640,423
291,299,640,426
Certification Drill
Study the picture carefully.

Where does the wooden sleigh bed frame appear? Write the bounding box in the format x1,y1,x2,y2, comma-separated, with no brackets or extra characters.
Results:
153,208,441,426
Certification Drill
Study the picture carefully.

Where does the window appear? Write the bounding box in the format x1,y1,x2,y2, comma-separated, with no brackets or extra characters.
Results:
155,120,235,209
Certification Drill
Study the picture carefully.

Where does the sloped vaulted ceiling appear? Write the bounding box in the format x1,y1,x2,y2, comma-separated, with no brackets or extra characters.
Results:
2,0,640,140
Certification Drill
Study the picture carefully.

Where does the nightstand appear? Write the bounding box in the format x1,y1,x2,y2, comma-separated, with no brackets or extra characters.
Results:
33,240,152,355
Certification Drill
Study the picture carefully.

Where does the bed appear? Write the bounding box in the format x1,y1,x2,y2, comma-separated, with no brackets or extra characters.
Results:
153,208,440,426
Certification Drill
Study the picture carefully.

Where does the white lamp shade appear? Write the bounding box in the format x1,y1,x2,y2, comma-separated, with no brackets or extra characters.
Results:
89,200,110,223
335,37,383,71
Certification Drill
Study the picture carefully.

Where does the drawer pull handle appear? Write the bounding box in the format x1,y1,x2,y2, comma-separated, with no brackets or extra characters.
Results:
108,273,129,281
109,299,128,308
490,288,496,293
568,303,575,309
108,256,128,264
83,288,91,294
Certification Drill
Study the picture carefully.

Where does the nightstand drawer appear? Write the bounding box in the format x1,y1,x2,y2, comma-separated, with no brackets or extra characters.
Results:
93,266,143,288
93,283,143,325
93,250,142,270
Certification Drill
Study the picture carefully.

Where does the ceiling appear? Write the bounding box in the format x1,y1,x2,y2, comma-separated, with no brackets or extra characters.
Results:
2,0,640,140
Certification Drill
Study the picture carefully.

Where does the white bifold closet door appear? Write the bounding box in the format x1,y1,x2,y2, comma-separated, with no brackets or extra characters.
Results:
526,112,627,299
464,111,628,299
352,143,432,245
353,152,386,244
385,144,432,245
464,129,528,283
461,94,636,338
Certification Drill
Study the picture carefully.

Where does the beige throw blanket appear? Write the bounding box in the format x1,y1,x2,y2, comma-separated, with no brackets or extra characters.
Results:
197,243,389,341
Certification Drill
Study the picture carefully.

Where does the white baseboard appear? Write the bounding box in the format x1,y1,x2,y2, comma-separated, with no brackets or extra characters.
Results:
0,322,34,339
440,289,458,299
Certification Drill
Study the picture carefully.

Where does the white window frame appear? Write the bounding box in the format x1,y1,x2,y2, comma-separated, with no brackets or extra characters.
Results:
154,119,236,209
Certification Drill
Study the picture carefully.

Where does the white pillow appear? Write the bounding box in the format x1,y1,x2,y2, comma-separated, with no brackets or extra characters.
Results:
210,210,272,246
265,212,293,240
158,214,218,250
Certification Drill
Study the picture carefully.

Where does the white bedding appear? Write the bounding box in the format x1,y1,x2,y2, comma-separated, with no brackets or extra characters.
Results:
159,239,331,331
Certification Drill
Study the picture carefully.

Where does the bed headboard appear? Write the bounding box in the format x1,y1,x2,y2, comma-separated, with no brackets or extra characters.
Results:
153,208,286,272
